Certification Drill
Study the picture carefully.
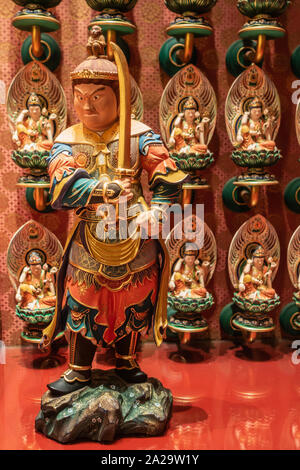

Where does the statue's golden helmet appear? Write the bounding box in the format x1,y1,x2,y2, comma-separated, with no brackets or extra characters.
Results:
70,27,120,102
71,56,118,83
70,27,118,84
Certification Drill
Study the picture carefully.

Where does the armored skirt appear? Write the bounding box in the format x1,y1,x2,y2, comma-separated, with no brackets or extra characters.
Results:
62,223,160,347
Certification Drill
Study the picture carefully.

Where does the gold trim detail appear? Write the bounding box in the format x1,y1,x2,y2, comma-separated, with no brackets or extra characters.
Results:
115,353,137,360
70,70,118,80
69,363,92,371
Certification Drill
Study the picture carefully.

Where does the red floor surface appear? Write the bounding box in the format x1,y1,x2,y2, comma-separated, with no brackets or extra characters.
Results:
0,339,300,450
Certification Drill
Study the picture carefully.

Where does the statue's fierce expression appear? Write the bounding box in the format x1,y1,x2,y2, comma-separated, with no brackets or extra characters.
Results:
74,83,118,131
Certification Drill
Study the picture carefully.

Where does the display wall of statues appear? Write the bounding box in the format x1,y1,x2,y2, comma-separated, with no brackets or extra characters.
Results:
4,0,300,448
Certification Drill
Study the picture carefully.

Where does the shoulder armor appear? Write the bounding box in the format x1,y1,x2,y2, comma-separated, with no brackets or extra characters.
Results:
55,124,84,145
110,120,152,143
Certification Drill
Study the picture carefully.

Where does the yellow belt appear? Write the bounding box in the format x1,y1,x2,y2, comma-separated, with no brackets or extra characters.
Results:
84,223,141,266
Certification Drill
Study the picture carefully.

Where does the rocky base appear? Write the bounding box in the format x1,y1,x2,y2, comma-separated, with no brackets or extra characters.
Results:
35,369,172,443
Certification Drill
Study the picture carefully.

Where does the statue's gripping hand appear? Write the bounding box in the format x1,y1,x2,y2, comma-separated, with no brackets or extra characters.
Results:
91,177,133,204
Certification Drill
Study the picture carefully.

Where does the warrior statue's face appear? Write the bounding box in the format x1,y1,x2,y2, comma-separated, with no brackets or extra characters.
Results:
253,257,264,269
184,109,196,124
250,106,262,121
29,105,41,121
74,83,118,131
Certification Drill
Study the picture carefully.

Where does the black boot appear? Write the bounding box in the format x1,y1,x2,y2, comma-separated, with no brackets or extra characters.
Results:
47,331,96,396
114,332,148,383
47,368,91,396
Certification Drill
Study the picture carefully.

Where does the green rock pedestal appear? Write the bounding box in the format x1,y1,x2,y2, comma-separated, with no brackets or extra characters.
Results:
35,369,172,443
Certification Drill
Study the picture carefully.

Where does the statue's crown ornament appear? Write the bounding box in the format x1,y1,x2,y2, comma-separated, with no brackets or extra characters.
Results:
183,96,197,110
253,246,265,258
249,97,263,110
184,250,198,256
28,250,43,265
70,26,118,82
28,92,42,108
183,242,199,257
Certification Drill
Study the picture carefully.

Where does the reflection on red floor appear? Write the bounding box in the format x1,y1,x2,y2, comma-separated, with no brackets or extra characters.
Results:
0,339,299,450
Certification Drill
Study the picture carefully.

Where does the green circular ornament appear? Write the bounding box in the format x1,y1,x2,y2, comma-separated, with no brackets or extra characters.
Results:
25,187,54,213
291,45,300,78
12,9,60,32
284,177,300,213
220,303,242,337
280,302,300,336
226,39,263,77
159,37,197,77
21,33,61,71
222,177,251,213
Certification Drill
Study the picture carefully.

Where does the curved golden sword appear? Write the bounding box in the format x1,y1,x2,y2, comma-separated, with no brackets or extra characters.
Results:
110,41,133,177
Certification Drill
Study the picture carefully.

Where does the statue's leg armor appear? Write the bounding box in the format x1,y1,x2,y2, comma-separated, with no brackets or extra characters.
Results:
47,332,97,396
114,332,147,383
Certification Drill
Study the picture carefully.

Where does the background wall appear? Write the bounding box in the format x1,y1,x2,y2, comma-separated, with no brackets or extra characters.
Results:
0,0,299,345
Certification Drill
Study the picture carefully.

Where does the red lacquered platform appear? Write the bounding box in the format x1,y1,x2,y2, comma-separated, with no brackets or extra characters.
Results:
0,340,299,450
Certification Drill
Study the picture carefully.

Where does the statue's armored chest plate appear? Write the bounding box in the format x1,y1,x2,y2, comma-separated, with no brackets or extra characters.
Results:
71,136,140,180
